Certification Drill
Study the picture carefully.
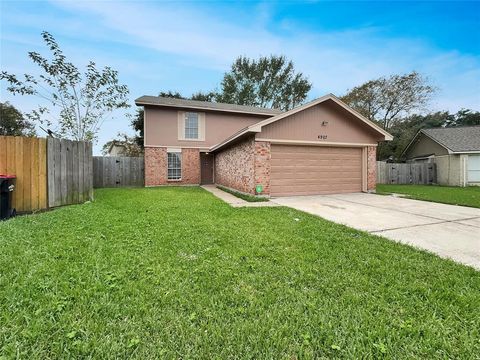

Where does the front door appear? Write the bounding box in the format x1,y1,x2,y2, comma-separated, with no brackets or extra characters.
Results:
200,153,214,184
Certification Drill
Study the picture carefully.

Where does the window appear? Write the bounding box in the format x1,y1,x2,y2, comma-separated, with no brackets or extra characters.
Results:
167,151,181,180
184,112,199,139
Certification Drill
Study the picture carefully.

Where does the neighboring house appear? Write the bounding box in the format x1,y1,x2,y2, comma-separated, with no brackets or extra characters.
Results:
135,94,392,197
403,126,480,186
106,141,127,156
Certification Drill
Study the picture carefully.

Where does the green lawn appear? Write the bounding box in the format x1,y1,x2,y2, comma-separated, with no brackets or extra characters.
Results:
1,187,479,359
377,184,480,208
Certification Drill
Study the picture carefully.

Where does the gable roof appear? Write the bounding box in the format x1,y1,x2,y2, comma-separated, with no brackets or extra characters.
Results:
135,95,282,116
404,126,480,155
210,94,393,152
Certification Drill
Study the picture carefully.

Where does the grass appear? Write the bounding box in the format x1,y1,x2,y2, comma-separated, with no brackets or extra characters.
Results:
377,184,480,208
1,187,479,359
217,185,269,202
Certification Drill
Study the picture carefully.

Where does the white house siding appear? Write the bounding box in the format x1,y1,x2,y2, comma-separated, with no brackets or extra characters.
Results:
435,154,468,186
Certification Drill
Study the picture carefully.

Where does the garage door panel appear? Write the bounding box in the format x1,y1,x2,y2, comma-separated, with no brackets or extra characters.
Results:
270,145,363,196
270,171,362,181
271,159,361,167
271,165,361,173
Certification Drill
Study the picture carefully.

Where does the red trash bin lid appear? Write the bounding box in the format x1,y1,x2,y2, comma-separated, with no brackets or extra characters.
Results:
0,174,16,179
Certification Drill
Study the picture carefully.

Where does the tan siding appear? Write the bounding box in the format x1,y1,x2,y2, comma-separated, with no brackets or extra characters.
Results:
145,106,268,148
270,145,362,196
405,133,449,159
258,100,382,144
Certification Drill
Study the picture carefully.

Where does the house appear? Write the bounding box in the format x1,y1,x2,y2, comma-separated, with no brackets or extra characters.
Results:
106,141,128,156
135,94,392,197
403,126,480,186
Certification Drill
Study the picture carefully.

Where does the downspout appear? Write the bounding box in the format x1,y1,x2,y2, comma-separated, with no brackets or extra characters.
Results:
463,155,467,187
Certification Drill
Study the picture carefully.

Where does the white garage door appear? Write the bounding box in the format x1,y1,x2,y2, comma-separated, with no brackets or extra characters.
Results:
468,155,480,183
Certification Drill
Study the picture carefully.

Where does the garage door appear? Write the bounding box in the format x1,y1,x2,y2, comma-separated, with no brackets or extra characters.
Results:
468,155,480,183
270,145,363,196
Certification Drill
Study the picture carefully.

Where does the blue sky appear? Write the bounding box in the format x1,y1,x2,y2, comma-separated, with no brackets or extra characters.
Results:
1,0,479,154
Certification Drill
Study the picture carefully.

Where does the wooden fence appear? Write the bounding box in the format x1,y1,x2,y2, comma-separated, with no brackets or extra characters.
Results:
93,156,144,188
47,138,93,208
0,136,47,212
0,136,93,213
377,161,436,185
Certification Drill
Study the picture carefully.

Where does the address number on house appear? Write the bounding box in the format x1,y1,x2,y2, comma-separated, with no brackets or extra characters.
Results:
317,135,328,140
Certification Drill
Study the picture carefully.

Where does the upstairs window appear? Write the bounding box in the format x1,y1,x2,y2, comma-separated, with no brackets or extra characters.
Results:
167,151,181,180
184,112,199,139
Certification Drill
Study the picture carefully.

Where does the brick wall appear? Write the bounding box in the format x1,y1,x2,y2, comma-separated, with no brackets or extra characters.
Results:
254,141,271,195
367,146,377,191
214,136,255,194
144,147,200,186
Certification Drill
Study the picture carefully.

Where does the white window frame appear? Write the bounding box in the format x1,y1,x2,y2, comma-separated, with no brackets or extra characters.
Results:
177,111,205,141
184,112,199,139
167,150,182,181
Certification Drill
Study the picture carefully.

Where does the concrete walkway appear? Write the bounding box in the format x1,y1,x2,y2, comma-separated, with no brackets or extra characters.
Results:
201,185,279,208
272,193,480,270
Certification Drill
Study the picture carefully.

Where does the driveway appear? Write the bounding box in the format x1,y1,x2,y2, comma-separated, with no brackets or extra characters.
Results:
272,193,480,270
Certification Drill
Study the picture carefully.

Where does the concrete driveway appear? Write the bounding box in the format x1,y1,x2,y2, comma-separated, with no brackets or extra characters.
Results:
272,193,480,270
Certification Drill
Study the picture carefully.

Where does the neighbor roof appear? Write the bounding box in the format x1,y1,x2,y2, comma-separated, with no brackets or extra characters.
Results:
210,94,393,152
135,96,282,116
405,126,480,154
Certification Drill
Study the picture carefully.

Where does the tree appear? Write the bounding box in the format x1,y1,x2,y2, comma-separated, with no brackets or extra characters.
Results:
159,91,184,99
0,102,36,136
0,31,129,142
216,55,311,110
378,111,447,160
131,108,144,148
341,71,436,130
102,133,143,157
191,91,216,102
445,109,480,127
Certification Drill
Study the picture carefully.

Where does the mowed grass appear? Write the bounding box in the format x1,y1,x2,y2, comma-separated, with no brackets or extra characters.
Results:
377,184,480,208
1,187,479,359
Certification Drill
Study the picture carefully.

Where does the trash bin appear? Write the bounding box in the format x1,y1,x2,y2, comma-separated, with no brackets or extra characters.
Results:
0,174,16,220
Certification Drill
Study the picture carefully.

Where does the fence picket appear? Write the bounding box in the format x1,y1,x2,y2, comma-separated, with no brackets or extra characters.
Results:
377,161,436,185
93,156,144,188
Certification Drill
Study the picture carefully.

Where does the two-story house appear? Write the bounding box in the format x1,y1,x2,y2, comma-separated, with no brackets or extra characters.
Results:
135,94,392,197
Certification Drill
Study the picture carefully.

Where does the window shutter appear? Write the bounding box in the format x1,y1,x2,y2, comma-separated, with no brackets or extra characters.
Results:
177,111,185,140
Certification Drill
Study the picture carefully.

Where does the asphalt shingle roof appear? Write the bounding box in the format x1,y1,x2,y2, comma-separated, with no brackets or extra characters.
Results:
422,126,480,152
135,96,282,116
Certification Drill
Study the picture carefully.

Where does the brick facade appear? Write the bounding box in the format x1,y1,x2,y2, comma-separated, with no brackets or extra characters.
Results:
214,137,256,194
144,147,200,186
367,146,377,191
254,141,271,195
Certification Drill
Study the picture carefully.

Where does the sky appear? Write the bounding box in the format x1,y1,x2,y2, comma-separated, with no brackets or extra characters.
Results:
1,0,479,154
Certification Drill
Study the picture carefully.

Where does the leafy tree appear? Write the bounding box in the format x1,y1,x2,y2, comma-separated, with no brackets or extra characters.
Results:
191,91,216,102
0,31,129,142
102,133,143,157
216,55,311,110
0,102,36,136
159,91,184,99
378,111,447,160
445,109,480,127
131,108,144,148
341,71,436,130
378,109,480,161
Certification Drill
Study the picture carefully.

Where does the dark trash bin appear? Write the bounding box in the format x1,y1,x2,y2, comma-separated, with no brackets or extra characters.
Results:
0,174,16,220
